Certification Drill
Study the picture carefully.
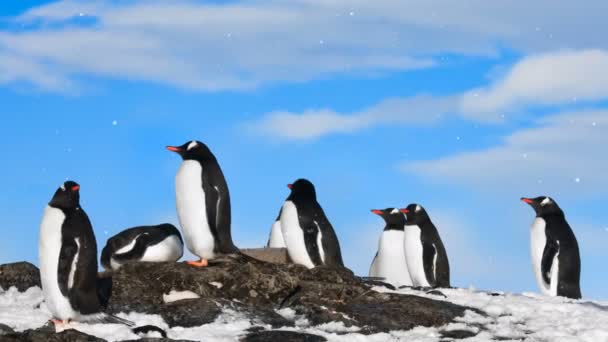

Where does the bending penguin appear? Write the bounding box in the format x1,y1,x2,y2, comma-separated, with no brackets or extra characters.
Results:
167,140,238,267
521,196,581,299
280,179,344,269
369,208,412,287
101,224,184,271
266,208,286,248
400,204,450,288
38,181,133,326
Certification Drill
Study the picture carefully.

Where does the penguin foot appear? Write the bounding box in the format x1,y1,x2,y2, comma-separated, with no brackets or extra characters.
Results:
50,319,70,328
186,259,209,267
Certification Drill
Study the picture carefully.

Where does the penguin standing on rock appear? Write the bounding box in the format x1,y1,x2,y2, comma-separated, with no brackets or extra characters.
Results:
266,208,286,248
167,140,238,267
280,179,344,269
100,224,184,270
369,208,412,286
521,196,582,299
38,181,133,326
400,204,450,288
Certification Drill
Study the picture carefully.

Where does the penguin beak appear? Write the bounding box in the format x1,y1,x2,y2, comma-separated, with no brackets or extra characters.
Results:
521,198,534,204
399,209,409,213
71,185,80,192
371,209,383,215
287,184,293,190
166,146,181,152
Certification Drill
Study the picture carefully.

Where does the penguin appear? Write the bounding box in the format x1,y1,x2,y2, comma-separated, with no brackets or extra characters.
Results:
167,140,238,267
280,179,344,269
100,224,184,271
266,208,286,248
521,196,582,299
368,208,413,287
38,181,133,326
400,204,450,288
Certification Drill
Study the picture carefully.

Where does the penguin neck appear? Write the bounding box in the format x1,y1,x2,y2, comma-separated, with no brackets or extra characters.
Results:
384,223,404,231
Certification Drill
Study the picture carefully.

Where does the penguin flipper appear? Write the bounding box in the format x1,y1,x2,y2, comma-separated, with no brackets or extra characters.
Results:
541,239,559,286
80,313,134,326
316,210,344,267
203,176,238,254
112,233,153,262
422,242,437,287
57,237,79,296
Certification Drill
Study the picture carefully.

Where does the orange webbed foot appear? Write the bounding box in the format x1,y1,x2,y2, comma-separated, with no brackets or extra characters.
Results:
186,258,209,267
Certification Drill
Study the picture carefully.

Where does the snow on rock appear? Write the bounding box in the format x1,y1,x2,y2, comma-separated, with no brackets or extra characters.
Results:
162,290,200,303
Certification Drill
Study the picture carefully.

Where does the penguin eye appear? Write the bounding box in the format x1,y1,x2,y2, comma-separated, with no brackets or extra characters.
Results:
60,185,66,191
415,205,422,213
187,141,198,151
540,197,552,206
390,208,399,215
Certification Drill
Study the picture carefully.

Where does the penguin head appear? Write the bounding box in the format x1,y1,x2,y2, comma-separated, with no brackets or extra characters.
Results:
521,196,563,216
49,181,81,210
166,140,214,161
371,208,406,228
287,179,316,200
399,203,430,225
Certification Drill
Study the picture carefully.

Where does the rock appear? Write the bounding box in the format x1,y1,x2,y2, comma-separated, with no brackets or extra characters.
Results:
1,328,105,342
440,329,479,339
241,248,291,264
0,262,41,291
241,331,327,342
0,323,15,335
105,255,476,334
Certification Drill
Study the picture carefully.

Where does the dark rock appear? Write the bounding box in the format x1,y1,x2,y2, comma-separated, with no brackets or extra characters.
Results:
241,248,291,264
426,290,448,298
1,328,106,342
440,329,478,339
104,255,476,335
241,331,327,342
132,325,167,338
0,323,15,335
121,339,196,342
0,262,41,292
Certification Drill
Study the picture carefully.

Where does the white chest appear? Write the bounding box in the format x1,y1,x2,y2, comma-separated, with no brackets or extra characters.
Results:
369,230,412,286
175,160,215,259
39,206,78,320
530,218,559,295
280,201,315,269
268,220,286,248
403,225,430,287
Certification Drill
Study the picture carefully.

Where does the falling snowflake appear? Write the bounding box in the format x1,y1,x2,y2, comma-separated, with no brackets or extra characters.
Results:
349,11,355,16
112,120,118,126
574,177,581,183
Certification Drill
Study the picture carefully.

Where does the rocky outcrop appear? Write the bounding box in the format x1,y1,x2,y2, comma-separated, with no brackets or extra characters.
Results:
1,327,105,342
0,262,41,291
240,331,327,342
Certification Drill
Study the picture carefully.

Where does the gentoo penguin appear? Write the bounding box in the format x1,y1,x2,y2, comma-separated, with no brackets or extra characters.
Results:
368,208,413,287
100,224,184,270
38,181,132,325
521,196,582,299
266,208,286,248
280,179,344,269
400,204,450,288
167,140,238,267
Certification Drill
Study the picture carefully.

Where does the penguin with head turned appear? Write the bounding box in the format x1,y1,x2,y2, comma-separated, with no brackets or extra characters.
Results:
521,196,581,299
369,208,412,287
167,140,238,267
101,224,184,271
38,181,132,326
266,208,286,248
280,179,344,268
400,204,450,288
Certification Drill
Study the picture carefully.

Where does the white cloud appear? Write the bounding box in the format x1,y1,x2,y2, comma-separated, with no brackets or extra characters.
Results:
461,50,608,119
1,0,608,92
247,95,457,140
404,109,608,197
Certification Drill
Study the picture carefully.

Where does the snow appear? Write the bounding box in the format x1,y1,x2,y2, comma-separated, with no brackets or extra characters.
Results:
1,284,607,341
162,290,200,303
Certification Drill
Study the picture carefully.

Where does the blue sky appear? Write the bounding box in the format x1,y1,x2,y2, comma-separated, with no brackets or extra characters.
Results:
1,1,607,299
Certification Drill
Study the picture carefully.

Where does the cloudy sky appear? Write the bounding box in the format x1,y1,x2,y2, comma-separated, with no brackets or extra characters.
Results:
1,1,607,299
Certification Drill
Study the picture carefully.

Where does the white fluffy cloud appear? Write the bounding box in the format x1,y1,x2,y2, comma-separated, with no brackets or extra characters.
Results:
461,50,608,119
1,0,608,91
246,95,457,140
404,109,608,196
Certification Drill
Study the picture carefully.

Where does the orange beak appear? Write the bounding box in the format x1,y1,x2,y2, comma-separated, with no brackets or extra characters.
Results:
371,209,383,215
71,185,80,191
399,209,409,213
287,184,293,189
166,146,181,152
521,198,533,204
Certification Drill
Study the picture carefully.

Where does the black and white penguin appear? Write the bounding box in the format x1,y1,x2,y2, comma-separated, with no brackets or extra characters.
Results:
167,140,238,267
38,181,132,325
266,208,286,248
280,179,344,269
400,204,450,288
368,208,412,287
521,196,582,299
100,224,184,270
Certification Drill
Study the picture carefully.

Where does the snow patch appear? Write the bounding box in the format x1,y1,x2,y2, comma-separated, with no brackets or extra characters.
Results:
162,290,200,303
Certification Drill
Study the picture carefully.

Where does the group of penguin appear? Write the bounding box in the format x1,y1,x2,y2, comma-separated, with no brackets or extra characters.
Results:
37,140,583,328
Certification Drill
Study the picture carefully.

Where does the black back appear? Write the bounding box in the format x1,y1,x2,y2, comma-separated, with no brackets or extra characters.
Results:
522,196,582,299
49,181,102,315
168,140,239,254
371,208,406,231
100,224,183,270
287,179,344,267
403,204,450,288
